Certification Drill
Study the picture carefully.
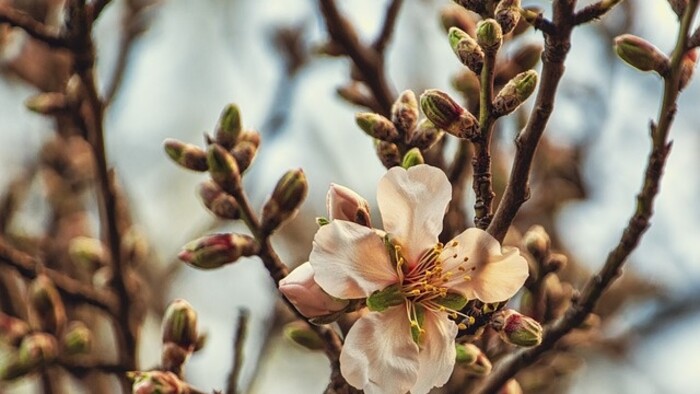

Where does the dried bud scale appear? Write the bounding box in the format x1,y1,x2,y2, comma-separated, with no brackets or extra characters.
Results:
231,140,258,172
375,140,402,168
495,0,521,35
409,119,445,151
391,90,420,136
356,112,399,142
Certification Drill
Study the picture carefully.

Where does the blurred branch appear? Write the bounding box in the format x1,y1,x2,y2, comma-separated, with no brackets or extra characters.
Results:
0,5,68,48
476,2,699,392
574,0,625,26
58,358,129,378
226,309,249,394
372,0,402,54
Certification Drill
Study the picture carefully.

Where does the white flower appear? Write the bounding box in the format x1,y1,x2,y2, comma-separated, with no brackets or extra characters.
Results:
310,164,528,394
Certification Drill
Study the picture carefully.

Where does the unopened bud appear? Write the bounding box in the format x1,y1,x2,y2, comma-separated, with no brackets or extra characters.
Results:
198,180,240,220
455,343,492,376
279,262,349,318
61,321,92,355
493,70,538,117
162,299,198,351
499,379,524,394
520,8,542,26
25,92,69,115
0,312,29,345
178,233,258,269
18,333,58,369
284,321,325,350
69,236,108,271
164,139,208,172
261,169,308,233
522,225,550,260
420,89,479,139
375,140,401,168
440,4,477,36
129,370,189,394
679,49,697,91
391,90,419,136
207,144,241,194
545,252,567,272
215,104,243,149
121,227,149,266
327,184,371,226
448,27,484,74
231,140,258,172
614,34,670,75
28,275,66,334
492,309,543,347
401,148,424,169
452,0,486,15
238,130,261,148
476,19,502,53
409,119,444,150
495,0,521,35
356,113,399,142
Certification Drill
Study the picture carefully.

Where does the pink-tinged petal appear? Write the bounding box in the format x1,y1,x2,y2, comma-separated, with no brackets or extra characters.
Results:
377,165,451,266
441,228,528,302
310,220,397,299
411,311,458,394
327,183,372,226
340,306,420,394
278,262,349,318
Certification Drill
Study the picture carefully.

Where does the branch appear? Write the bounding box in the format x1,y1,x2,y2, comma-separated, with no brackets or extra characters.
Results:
372,0,403,54
476,2,699,392
58,357,130,378
226,309,249,394
574,0,625,26
0,5,69,48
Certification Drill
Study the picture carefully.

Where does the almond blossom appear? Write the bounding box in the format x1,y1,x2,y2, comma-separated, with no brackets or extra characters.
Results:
309,164,528,394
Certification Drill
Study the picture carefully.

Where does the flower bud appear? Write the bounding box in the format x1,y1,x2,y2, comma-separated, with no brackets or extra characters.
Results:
178,233,258,269
283,321,325,351
0,312,29,345
614,34,670,75
401,148,424,169
326,184,371,226
164,139,208,172
215,104,243,149
493,70,538,117
18,333,58,369
25,92,69,115
391,90,419,136
409,119,444,150
237,130,261,148
495,0,521,35
279,262,349,318
492,309,543,347
420,89,479,139
455,343,492,376
679,49,697,91
545,252,568,272
129,371,189,394
452,0,486,15
261,169,308,234
28,275,66,334
69,236,108,271
476,19,502,53
207,143,241,194
448,27,484,74
122,227,150,266
61,321,92,355
356,113,399,142
198,180,240,220
231,140,258,172
375,140,401,168
522,225,550,261
162,299,198,351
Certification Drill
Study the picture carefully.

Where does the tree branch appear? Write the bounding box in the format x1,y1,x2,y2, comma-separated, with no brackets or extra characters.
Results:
372,0,403,54
0,5,69,48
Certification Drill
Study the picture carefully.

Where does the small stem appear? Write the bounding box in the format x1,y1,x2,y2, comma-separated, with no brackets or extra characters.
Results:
0,5,69,48
226,309,250,394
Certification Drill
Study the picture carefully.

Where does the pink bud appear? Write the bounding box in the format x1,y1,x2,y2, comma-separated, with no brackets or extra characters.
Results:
326,184,371,227
279,262,349,318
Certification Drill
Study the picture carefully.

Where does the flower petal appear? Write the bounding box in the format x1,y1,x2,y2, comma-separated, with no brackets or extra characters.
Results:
340,306,420,394
441,228,529,302
310,220,397,299
278,262,349,318
377,165,451,266
411,311,458,394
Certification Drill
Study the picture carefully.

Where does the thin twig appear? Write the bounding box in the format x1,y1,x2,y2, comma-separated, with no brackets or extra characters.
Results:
372,0,403,54
0,5,69,48
573,0,625,26
226,309,250,394
475,3,698,392
58,358,130,378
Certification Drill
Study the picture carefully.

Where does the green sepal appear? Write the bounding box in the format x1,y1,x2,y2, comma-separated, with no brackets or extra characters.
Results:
434,292,468,311
315,217,330,227
366,284,404,312
410,305,426,346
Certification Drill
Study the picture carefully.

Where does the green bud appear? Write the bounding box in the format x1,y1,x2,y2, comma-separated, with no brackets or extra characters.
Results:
448,27,484,74
493,70,538,117
614,34,670,75
420,89,464,130
162,299,198,351
401,148,424,169
495,0,521,35
409,119,444,151
366,284,405,312
215,104,243,149
28,275,66,334
283,321,325,351
316,217,330,227
198,180,240,220
520,8,541,26
391,90,420,136
455,343,492,376
522,225,550,260
61,321,92,355
25,92,69,115
0,312,29,346
164,139,208,172
178,233,258,269
492,309,543,347
356,113,399,142
476,19,502,53
207,144,241,194
261,169,308,234
231,140,258,173
69,236,108,271
375,140,401,168
18,333,58,369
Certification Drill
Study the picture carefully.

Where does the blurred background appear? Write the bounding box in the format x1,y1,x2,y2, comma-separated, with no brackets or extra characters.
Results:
1,0,699,393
